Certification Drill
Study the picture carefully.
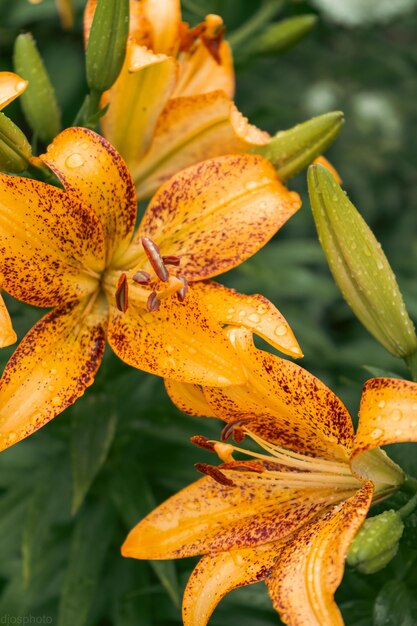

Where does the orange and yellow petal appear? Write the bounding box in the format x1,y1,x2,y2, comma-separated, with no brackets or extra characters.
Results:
174,36,234,99
101,43,178,173
0,293,16,348
0,172,104,307
193,281,302,358
106,284,245,386
354,377,417,454
266,482,373,626
182,543,283,626
0,294,107,450
122,463,354,559
133,90,269,199
0,72,27,110
123,155,300,278
41,127,137,265
204,329,354,461
164,379,215,416
141,0,181,55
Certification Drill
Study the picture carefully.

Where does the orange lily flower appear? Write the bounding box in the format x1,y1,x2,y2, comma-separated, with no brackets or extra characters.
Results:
0,126,301,450
84,0,272,199
123,328,410,626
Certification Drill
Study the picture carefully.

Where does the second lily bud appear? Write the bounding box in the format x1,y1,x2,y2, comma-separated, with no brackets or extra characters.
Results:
308,163,417,360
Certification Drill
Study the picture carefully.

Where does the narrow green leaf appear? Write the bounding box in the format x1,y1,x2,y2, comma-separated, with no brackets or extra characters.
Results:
71,393,117,514
110,453,180,607
58,500,115,626
373,580,415,626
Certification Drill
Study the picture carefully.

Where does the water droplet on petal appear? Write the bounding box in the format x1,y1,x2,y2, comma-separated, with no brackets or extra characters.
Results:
65,153,84,168
52,396,61,407
370,428,383,439
394,428,402,436
413,404,417,411
245,181,258,191
391,409,402,422
238,310,246,317
166,345,174,353
248,313,260,323
378,400,386,409
8,432,17,444
275,325,287,337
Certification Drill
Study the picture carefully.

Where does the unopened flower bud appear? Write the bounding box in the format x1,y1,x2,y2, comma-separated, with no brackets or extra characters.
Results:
86,0,130,93
347,509,404,574
308,164,417,358
252,111,344,181
250,15,317,56
13,34,61,144
0,112,32,173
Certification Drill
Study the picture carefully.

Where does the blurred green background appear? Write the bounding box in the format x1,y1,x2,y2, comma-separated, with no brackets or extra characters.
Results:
1,0,417,624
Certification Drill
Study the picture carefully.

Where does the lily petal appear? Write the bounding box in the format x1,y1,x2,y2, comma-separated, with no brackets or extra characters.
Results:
101,43,178,173
174,38,234,99
133,90,269,199
192,280,302,358
182,543,282,626
164,379,215,416
84,0,153,47
0,172,105,306
354,377,417,454
41,127,137,265
0,295,107,450
122,462,355,559
141,0,181,55
0,72,28,110
0,293,16,348
204,329,354,461
266,482,373,626
122,155,300,278
107,284,245,385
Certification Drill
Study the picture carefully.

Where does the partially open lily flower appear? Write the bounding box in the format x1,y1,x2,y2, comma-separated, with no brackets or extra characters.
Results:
123,328,411,626
84,0,273,199
0,127,301,450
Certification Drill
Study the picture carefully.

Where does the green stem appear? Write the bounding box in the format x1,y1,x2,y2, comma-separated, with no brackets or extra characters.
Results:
405,350,417,382
402,475,417,495
398,491,417,520
228,0,284,50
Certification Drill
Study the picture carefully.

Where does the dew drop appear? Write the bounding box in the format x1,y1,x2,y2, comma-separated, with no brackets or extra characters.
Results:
227,308,235,314
52,396,61,407
65,153,84,168
394,428,402,436
245,181,258,191
238,310,246,317
166,345,174,353
412,403,417,411
391,408,402,422
370,428,383,439
8,432,17,444
248,313,260,323
275,325,287,337
16,80,27,91
378,400,386,409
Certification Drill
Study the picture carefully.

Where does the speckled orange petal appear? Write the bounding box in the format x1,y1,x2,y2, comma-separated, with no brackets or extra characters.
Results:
0,293,16,348
164,379,215,416
174,38,234,99
0,295,107,450
133,90,269,199
354,377,417,455
192,281,302,358
266,482,373,626
141,0,181,55
182,543,283,626
107,285,245,385
122,155,300,278
122,463,354,559
41,127,136,265
204,328,354,461
101,43,178,176
84,0,152,48
0,72,28,110
0,172,104,307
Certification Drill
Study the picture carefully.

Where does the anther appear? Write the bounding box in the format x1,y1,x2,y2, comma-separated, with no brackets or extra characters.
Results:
176,275,189,302
191,435,216,452
132,270,151,284
147,291,161,312
220,461,265,473
141,237,169,282
115,272,129,312
195,463,235,487
221,418,252,442
162,255,181,267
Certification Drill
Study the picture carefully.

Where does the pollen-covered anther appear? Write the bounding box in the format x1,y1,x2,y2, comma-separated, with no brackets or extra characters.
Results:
147,291,161,312
115,272,129,312
191,435,216,452
195,463,235,487
176,276,189,302
141,237,169,282
132,270,151,284
221,418,252,442
220,461,265,473
162,255,181,267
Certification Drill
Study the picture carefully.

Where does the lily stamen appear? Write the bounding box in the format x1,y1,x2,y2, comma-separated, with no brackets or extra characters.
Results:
195,463,235,487
132,270,151,284
141,237,169,282
115,272,128,312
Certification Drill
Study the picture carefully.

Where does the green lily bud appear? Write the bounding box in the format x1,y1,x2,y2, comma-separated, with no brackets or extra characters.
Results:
0,112,32,173
250,15,317,56
13,34,61,144
308,164,417,358
252,111,344,181
86,0,130,93
347,510,404,574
